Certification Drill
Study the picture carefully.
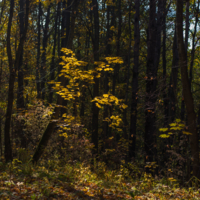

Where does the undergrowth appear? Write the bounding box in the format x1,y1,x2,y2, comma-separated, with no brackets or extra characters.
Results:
0,157,199,199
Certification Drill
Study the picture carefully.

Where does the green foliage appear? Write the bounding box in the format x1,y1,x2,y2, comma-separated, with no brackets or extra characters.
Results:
0,159,199,199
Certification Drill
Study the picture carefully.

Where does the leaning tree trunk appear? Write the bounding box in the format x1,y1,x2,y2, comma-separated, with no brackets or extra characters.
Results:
176,0,199,178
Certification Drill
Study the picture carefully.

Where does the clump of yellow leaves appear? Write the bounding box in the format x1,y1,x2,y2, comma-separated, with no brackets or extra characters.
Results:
51,49,124,102
51,48,92,101
91,94,127,109
91,94,126,131
159,118,192,138
52,48,124,132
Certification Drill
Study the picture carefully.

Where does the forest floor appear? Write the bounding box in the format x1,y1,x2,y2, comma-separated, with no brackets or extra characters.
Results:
0,159,199,199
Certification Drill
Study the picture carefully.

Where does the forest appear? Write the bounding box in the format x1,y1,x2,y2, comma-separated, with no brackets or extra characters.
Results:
0,0,200,199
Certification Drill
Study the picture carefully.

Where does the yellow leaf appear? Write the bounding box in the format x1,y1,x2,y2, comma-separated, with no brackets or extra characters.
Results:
159,128,168,132
95,103,102,108
159,134,170,138
182,131,192,135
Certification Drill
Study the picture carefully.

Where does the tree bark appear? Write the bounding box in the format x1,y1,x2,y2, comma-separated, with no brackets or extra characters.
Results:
169,28,179,123
5,0,29,162
176,0,199,178
91,0,99,161
36,1,41,98
17,0,25,110
41,5,51,100
49,2,60,103
129,0,140,161
144,0,157,166
189,0,199,86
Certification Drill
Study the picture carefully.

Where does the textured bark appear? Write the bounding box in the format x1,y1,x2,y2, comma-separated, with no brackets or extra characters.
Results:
5,0,15,162
103,4,111,150
17,0,25,109
169,28,179,123
185,0,189,54
176,0,199,178
91,0,99,159
41,6,51,100
80,34,89,117
189,0,199,86
36,1,41,98
112,0,121,96
144,0,157,165
162,0,168,126
49,2,60,103
123,1,131,142
129,0,140,161
5,0,29,162
0,59,2,156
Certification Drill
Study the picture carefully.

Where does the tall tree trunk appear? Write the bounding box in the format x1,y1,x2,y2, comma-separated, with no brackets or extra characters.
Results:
162,0,168,126
129,0,140,161
5,0,15,162
5,0,29,162
185,0,189,55
169,28,179,123
36,1,41,98
189,0,199,86
103,4,111,151
123,0,131,146
80,33,89,118
144,0,158,166
112,0,121,96
91,0,99,161
49,2,60,103
17,0,27,149
17,0,25,109
41,5,51,100
176,0,199,178
0,59,2,156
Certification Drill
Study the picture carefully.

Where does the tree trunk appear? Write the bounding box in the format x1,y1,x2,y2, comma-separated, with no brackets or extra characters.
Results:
36,1,41,98
176,0,199,178
129,0,140,161
41,6,51,100
189,0,199,86
162,0,168,126
17,0,25,110
49,2,60,103
144,0,157,166
5,0,29,162
123,0,131,146
91,0,99,161
80,33,89,118
169,28,179,123
112,0,121,96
